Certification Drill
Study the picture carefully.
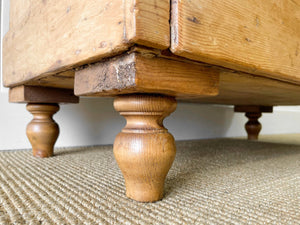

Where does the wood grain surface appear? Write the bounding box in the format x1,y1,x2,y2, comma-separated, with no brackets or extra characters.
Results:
3,0,170,87
196,71,300,106
26,104,60,158
9,86,79,103
26,70,75,90
171,0,300,83
113,94,177,202
74,52,220,98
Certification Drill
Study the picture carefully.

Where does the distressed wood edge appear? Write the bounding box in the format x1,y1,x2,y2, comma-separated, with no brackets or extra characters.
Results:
9,86,79,104
74,53,137,96
74,51,220,97
234,105,273,113
170,0,179,51
26,70,75,90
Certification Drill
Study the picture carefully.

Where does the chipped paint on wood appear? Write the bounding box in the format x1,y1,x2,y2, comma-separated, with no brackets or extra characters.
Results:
74,54,136,96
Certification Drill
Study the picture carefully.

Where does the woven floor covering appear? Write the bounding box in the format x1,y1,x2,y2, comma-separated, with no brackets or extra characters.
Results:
0,135,299,225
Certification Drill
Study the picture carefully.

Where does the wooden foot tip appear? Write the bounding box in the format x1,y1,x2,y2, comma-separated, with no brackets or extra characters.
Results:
32,150,54,158
126,189,164,203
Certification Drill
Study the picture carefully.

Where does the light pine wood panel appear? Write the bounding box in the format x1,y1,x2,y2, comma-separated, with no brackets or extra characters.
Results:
11,47,300,106
74,52,220,97
171,0,300,83
127,0,170,49
197,71,300,106
3,0,170,87
8,0,31,30
27,71,75,90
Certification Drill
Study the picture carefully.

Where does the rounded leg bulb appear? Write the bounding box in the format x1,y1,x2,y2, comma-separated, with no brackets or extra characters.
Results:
26,103,60,157
245,112,262,140
113,94,177,202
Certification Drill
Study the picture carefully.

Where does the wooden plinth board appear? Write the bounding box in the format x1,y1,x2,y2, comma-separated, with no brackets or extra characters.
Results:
9,85,79,103
74,52,220,98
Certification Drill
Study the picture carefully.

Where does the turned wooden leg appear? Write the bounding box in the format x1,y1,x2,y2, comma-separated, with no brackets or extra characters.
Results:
245,112,262,140
26,103,60,158
234,106,273,141
113,94,177,202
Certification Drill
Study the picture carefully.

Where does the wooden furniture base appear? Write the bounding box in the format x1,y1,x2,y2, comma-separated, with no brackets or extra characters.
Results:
4,0,300,202
244,112,262,140
9,86,79,157
235,106,273,140
26,104,60,157
113,94,177,202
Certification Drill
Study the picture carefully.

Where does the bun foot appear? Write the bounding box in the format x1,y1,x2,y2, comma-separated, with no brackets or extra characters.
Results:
26,103,60,158
113,94,177,202
245,112,262,140
234,105,273,141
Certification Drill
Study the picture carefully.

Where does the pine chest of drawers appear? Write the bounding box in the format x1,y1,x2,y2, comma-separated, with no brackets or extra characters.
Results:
3,0,300,202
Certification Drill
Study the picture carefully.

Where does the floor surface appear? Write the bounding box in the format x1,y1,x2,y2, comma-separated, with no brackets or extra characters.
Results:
0,135,299,224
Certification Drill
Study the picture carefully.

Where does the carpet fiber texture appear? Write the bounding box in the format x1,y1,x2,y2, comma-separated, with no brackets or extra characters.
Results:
0,135,299,224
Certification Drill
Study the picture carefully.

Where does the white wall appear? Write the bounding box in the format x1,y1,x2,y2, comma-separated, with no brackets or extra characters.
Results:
1,0,300,150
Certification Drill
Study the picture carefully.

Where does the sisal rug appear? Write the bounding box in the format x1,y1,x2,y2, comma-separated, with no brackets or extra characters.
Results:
0,135,299,224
